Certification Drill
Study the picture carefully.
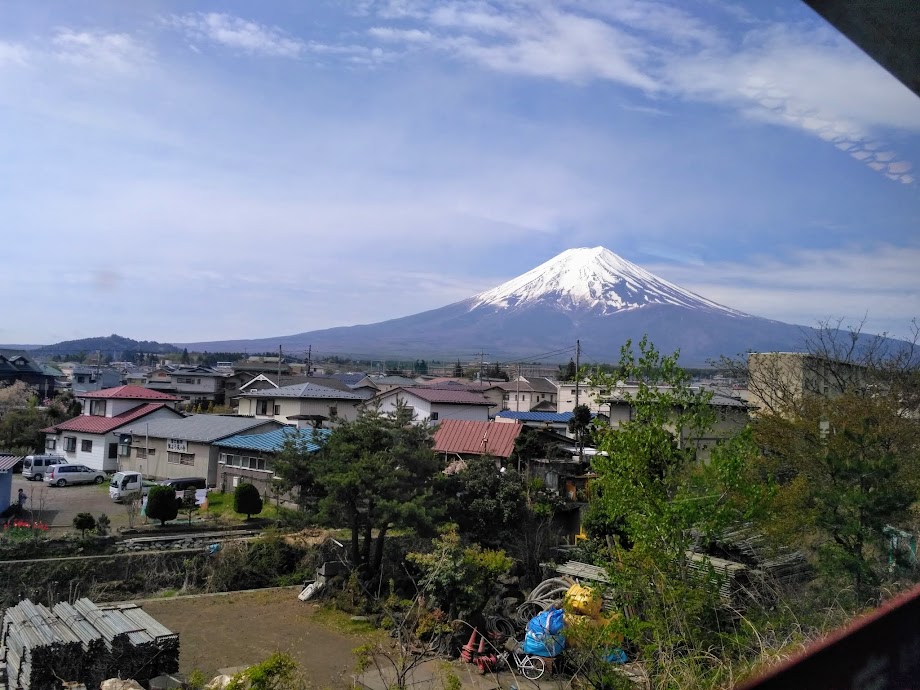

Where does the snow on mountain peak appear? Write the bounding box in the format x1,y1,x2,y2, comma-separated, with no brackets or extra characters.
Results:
469,246,748,317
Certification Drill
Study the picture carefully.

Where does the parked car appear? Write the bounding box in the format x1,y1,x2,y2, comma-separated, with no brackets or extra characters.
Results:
22,455,68,481
158,477,207,491
44,464,106,487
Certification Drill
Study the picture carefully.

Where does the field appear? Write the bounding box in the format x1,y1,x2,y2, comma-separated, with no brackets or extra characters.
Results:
141,588,372,687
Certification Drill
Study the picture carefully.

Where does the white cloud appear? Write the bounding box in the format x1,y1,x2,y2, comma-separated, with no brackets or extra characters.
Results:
0,40,29,67
51,29,149,73
170,13,305,58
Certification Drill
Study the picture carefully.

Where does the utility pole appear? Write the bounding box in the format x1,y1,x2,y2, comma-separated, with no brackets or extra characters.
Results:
307,345,312,375
477,351,488,382
516,363,521,412
574,339,581,409
278,345,282,383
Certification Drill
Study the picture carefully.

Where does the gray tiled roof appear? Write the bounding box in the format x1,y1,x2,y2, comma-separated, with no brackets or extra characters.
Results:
240,382,365,400
122,414,278,442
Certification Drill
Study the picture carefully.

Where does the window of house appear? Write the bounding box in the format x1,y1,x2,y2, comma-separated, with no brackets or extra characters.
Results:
274,404,281,415
90,400,106,416
430,412,439,421
45,438,56,450
77,376,85,383
64,436,76,452
329,405,338,417
135,447,155,458
81,439,93,453
167,452,195,465
256,400,269,415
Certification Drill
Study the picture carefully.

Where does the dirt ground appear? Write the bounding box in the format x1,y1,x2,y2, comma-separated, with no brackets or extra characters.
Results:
12,475,128,532
141,589,366,688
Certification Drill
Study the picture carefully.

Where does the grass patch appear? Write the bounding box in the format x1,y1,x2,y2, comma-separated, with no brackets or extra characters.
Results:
312,605,382,638
203,491,280,524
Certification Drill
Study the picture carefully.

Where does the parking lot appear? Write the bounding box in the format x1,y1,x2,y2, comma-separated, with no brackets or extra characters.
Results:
11,474,127,532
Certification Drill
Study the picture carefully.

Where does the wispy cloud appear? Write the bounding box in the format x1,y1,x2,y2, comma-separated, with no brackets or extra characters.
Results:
170,13,306,58
363,2,920,185
50,29,150,73
649,245,920,337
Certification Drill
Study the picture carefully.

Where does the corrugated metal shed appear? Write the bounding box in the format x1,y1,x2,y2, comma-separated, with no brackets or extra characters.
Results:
218,427,331,453
0,455,23,471
432,420,522,459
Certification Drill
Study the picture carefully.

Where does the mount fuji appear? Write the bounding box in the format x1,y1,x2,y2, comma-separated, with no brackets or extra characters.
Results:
180,247,812,364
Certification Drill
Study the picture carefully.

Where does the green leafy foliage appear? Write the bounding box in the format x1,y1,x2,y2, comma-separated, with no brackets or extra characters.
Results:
754,391,918,604
226,651,304,690
234,483,263,520
72,512,96,538
586,337,773,684
407,525,512,621
146,485,178,526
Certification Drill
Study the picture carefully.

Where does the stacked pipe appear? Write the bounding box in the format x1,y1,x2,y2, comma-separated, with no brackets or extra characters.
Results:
1,599,179,689
1,600,83,689
51,602,108,690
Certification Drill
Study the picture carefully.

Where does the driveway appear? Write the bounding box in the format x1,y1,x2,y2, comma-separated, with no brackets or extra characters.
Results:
11,475,127,532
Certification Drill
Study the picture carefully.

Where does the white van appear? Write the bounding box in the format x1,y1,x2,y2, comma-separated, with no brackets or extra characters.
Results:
22,455,67,481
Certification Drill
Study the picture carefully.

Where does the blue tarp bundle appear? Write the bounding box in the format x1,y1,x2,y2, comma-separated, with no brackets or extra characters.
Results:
523,608,566,657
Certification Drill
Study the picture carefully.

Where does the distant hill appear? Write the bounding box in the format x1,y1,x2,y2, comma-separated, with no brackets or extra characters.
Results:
31,334,178,358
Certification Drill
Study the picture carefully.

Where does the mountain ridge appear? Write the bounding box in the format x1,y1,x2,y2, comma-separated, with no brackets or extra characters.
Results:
174,247,820,364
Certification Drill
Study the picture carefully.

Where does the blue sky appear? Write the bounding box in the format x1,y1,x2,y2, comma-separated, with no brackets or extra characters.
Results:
1,0,918,345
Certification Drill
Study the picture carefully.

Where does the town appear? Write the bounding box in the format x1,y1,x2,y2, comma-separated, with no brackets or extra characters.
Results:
1,324,918,689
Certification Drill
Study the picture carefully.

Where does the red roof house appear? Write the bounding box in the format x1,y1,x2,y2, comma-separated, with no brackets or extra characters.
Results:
370,386,492,425
40,386,184,473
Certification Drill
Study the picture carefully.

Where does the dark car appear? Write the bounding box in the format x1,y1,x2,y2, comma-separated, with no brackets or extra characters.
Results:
158,477,207,491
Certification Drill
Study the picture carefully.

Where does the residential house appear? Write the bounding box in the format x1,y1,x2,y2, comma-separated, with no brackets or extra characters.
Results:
237,382,365,427
746,352,869,415
216,426,331,495
121,415,284,486
432,419,522,464
143,365,228,405
0,351,59,398
371,387,492,425
223,360,293,401
70,366,123,394
355,375,418,394
41,386,184,472
495,377,559,413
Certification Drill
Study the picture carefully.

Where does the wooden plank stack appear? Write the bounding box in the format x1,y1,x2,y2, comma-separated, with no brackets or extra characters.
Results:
1,599,179,690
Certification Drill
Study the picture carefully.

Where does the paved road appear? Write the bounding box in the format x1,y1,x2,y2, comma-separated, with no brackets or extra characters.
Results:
12,474,124,531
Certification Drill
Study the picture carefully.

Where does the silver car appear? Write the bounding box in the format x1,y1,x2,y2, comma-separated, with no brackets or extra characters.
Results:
44,464,107,487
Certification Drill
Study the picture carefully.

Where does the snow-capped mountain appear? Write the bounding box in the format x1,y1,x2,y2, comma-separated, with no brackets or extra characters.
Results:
469,247,747,317
179,247,816,364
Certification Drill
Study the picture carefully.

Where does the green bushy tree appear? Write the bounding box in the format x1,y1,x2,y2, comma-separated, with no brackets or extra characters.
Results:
234,483,263,520
146,485,178,526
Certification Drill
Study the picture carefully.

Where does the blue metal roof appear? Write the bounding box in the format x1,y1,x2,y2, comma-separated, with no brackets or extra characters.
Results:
217,427,331,453
495,411,574,423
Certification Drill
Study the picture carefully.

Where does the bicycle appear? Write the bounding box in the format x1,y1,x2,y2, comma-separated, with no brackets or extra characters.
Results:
497,643,546,680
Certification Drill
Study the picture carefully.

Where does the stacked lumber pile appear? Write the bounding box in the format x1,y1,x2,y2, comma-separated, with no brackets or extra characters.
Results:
1,599,179,689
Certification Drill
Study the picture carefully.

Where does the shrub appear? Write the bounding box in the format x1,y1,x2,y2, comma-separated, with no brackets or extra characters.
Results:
96,513,111,536
234,483,263,520
73,512,96,538
147,485,178,526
